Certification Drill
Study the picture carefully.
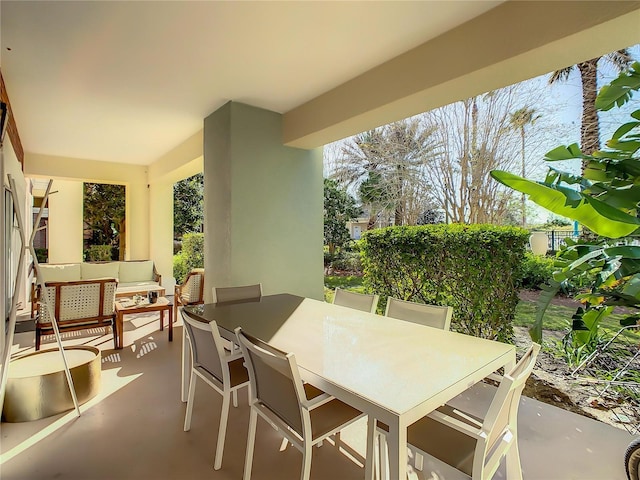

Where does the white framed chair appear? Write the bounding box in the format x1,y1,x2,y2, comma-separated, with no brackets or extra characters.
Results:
333,287,379,313
373,343,540,480
235,326,366,480
212,283,262,303
384,296,453,331
182,311,250,471
174,268,205,319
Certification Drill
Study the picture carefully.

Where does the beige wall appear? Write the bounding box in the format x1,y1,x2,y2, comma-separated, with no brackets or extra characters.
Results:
204,102,323,301
46,179,83,263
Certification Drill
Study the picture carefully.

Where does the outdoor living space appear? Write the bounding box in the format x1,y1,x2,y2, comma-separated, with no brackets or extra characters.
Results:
1,306,635,480
3,3,640,480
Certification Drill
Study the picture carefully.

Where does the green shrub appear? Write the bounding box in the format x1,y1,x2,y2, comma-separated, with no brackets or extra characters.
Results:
360,224,528,342
173,232,204,284
34,248,48,264
86,245,112,261
329,251,362,273
519,252,555,289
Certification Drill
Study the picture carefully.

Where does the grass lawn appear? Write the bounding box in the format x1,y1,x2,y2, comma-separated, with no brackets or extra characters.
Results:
516,300,639,346
324,275,365,302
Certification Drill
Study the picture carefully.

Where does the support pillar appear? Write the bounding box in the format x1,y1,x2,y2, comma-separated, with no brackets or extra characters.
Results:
203,102,323,301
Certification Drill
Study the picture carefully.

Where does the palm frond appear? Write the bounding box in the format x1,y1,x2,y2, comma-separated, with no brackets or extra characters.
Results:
549,67,573,84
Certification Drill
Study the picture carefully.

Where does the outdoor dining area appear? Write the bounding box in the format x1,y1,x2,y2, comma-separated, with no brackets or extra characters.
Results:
1,278,634,480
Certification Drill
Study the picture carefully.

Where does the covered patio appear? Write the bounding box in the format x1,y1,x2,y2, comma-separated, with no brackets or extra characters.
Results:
1,312,634,479
2,2,640,479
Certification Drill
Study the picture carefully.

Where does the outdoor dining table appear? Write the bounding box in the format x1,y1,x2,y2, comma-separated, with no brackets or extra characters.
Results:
181,293,516,480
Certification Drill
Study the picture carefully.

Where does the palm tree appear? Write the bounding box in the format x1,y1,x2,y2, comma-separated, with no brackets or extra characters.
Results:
509,107,539,227
331,118,439,226
358,171,390,229
549,50,632,158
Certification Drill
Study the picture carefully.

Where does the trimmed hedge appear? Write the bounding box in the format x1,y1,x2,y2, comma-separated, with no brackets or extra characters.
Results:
360,224,528,342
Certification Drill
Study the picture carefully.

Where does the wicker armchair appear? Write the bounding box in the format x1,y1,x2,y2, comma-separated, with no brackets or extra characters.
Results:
174,269,205,319
36,278,118,350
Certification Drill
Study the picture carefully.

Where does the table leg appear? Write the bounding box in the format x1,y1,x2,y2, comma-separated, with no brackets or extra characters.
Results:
365,416,376,480
387,418,406,480
168,306,173,342
116,312,124,349
160,310,164,331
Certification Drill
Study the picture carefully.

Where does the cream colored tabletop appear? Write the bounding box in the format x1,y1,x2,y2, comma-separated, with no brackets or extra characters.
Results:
183,293,516,480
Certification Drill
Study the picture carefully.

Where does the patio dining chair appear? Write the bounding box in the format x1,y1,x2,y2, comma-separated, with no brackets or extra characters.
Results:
384,297,453,331
212,283,262,303
372,342,540,480
182,311,250,471
235,326,366,480
333,287,379,313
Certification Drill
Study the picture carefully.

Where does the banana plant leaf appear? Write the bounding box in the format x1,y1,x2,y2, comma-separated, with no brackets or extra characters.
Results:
530,279,561,343
490,171,640,238
595,61,640,111
544,143,584,161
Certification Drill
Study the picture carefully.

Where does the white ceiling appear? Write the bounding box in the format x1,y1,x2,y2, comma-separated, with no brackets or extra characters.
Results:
1,1,503,165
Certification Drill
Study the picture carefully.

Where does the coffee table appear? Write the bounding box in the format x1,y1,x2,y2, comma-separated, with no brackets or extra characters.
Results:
114,296,173,349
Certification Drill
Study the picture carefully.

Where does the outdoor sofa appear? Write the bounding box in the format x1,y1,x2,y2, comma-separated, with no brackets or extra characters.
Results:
31,260,162,316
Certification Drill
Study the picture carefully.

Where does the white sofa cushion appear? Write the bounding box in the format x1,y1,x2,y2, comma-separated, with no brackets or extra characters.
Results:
81,262,120,280
39,264,82,283
116,282,163,297
119,260,154,283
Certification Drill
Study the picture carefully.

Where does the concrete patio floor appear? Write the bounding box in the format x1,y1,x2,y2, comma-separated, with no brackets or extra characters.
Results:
1,306,634,480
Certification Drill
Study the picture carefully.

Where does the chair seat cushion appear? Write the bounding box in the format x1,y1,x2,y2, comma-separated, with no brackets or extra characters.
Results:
407,412,477,476
309,398,362,440
229,357,250,388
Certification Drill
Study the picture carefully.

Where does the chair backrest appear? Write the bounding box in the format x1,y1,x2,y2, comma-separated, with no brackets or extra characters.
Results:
38,278,117,324
182,310,228,384
385,297,453,330
482,343,540,454
235,327,307,436
333,288,379,313
213,283,262,303
180,269,205,304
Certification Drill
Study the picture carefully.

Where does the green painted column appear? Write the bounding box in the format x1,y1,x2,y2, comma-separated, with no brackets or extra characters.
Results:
203,102,323,301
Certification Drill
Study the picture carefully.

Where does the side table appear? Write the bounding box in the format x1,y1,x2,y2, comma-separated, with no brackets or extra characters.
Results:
114,296,173,349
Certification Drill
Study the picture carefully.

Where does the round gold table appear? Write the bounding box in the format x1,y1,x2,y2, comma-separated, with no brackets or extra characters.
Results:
2,346,101,422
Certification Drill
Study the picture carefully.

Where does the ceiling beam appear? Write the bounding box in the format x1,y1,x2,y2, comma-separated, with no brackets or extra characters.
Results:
283,0,640,149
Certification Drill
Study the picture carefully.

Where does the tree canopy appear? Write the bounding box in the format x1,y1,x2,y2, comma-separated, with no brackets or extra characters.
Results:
331,118,439,227
83,183,126,260
324,178,361,255
174,173,204,239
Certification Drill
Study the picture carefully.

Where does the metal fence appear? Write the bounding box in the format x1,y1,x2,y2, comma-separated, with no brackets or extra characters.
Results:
540,230,580,252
